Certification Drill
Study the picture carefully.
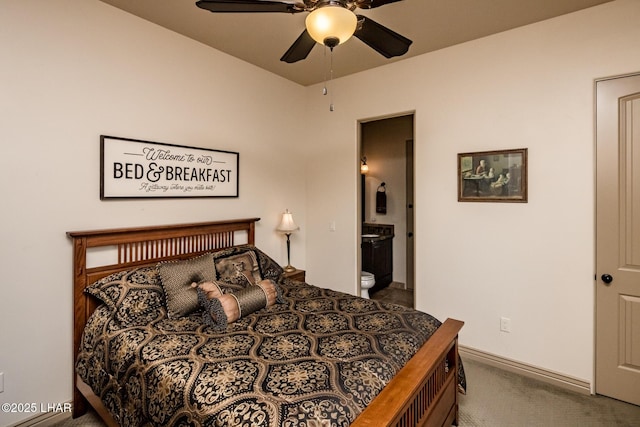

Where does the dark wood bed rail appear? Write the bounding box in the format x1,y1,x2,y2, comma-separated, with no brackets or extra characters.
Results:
352,318,463,427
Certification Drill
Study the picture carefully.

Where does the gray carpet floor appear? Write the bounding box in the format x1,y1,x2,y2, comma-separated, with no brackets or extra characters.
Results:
55,358,640,426
459,358,640,426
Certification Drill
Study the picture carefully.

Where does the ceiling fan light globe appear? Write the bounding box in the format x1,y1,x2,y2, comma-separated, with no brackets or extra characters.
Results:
305,6,357,46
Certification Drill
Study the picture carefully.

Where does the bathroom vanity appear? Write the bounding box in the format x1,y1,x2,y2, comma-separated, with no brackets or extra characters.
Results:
361,223,394,293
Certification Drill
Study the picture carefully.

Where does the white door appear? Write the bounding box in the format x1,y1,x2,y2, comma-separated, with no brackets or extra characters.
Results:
595,73,640,406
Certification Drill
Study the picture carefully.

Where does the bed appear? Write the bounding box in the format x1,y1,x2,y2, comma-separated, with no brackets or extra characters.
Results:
68,218,464,426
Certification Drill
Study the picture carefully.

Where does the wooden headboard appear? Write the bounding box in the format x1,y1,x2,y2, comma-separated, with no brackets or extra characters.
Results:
67,217,260,417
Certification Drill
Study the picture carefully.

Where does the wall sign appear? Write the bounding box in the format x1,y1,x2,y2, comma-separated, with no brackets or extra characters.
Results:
100,135,239,199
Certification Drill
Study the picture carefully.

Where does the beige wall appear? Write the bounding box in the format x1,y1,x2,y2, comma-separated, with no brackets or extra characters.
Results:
303,0,640,387
0,1,306,425
2,0,640,424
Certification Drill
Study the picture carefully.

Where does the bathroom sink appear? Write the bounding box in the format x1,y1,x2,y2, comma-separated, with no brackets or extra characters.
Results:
362,234,379,238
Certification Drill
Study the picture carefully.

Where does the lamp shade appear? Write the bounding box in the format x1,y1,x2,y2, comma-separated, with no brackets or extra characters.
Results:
305,5,357,46
276,209,299,233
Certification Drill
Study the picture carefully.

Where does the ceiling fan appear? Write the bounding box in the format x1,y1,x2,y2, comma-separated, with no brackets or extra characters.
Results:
195,0,413,63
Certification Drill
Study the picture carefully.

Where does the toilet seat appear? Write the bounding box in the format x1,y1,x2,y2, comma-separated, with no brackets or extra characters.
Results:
361,271,374,279
360,271,375,299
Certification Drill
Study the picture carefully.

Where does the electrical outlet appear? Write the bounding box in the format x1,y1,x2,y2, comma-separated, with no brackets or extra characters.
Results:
329,221,336,232
500,317,511,333
0,372,4,393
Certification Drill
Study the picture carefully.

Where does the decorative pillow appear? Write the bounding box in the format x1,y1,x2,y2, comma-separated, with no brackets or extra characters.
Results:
191,280,224,299
212,245,284,282
157,253,217,319
84,266,165,322
196,279,284,331
251,246,285,282
214,250,262,287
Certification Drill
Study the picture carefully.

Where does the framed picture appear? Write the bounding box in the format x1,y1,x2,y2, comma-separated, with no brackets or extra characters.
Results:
458,148,527,202
100,135,239,199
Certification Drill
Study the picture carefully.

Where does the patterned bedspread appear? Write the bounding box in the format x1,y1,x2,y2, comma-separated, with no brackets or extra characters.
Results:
77,275,464,426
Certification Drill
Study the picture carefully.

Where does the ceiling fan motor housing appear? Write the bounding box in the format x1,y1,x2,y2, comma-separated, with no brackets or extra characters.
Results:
302,0,354,12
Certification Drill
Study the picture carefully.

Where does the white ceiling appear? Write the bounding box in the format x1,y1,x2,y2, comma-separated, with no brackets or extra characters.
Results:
98,0,613,86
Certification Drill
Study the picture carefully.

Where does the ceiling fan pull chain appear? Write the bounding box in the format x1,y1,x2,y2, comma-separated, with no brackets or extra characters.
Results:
329,47,334,112
321,45,335,112
322,45,328,96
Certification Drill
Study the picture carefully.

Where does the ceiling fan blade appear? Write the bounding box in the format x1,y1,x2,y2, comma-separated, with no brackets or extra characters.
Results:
354,15,412,58
354,0,403,9
280,29,316,63
196,0,301,13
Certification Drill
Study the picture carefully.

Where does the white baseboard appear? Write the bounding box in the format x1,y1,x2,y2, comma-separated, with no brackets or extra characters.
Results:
6,403,72,427
459,345,591,396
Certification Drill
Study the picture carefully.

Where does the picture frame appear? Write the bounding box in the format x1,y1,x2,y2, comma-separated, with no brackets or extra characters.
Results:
458,148,527,202
100,135,239,199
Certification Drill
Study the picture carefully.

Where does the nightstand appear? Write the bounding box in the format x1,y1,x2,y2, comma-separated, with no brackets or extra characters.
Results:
282,269,305,282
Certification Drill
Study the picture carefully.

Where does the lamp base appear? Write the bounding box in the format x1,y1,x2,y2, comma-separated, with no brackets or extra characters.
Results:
283,265,296,273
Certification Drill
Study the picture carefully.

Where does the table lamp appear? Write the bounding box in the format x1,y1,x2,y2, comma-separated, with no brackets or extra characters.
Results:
276,209,299,273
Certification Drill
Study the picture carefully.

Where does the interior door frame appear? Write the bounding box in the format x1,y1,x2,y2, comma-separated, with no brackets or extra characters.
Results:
405,138,415,292
357,112,415,298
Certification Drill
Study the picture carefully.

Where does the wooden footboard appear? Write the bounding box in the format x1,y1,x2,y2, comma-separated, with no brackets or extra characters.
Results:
68,219,463,426
352,318,464,427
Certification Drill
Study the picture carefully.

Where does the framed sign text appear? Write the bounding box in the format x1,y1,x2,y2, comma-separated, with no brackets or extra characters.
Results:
100,135,239,199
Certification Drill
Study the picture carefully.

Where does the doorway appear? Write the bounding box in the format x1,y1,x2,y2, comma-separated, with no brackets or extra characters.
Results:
595,72,640,406
359,114,415,306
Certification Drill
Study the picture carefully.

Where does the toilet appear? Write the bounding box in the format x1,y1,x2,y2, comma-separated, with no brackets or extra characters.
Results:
360,271,375,299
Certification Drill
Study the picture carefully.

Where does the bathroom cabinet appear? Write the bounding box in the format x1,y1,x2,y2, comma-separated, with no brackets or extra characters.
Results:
361,237,393,293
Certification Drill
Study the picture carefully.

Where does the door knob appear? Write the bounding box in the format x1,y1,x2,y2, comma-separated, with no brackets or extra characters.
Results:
601,274,613,284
